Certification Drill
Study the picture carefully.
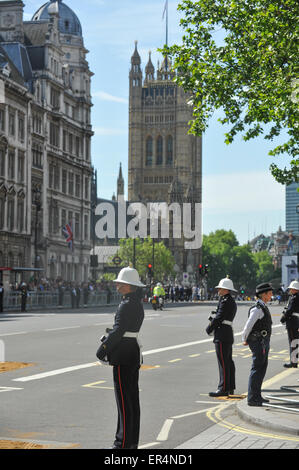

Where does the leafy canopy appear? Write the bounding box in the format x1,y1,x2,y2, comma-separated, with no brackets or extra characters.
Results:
163,0,299,184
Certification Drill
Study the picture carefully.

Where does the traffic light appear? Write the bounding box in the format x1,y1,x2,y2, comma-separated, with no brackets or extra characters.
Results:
147,263,153,277
198,264,203,275
204,264,209,275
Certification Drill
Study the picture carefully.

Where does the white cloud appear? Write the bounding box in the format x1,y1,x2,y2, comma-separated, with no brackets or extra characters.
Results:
203,171,285,212
92,91,128,103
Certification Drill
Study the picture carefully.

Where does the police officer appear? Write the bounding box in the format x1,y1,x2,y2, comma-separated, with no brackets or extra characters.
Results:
96,266,145,449
206,277,237,397
242,282,273,406
280,280,299,368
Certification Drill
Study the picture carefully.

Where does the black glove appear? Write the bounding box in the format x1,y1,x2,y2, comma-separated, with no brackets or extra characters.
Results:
96,344,107,360
280,315,286,324
206,325,213,336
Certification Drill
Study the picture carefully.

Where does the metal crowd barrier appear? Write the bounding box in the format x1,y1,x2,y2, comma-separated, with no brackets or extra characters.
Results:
262,380,299,413
2,290,122,311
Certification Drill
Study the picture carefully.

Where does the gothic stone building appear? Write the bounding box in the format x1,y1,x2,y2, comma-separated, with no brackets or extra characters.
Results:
128,42,202,277
0,0,93,285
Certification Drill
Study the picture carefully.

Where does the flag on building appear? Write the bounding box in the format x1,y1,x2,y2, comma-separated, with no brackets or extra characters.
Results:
62,222,73,251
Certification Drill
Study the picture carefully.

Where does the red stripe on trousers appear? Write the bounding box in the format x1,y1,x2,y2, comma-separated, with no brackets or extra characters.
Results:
118,365,126,448
219,342,226,391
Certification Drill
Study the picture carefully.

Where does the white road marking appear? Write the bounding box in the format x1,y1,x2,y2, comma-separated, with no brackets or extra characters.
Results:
156,419,174,441
13,362,99,382
11,324,283,382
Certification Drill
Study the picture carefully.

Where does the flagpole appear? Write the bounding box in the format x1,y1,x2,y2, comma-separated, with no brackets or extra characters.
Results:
166,0,168,47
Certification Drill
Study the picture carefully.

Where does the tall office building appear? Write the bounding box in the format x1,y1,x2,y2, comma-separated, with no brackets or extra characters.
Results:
286,182,299,235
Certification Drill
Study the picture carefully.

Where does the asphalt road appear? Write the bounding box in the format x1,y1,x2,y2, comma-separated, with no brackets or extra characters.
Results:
0,301,291,449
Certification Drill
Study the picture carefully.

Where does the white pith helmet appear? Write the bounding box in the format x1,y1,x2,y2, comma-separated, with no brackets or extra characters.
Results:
288,280,299,291
113,266,145,287
215,277,237,293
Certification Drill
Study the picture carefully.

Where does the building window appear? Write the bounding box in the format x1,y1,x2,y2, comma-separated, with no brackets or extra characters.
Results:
156,136,163,165
0,147,5,177
166,136,173,165
9,111,15,136
32,143,43,168
75,174,81,198
18,113,25,141
62,169,67,194
84,214,89,240
7,198,14,231
17,199,24,232
145,136,153,166
75,213,80,239
49,122,60,147
50,87,60,109
18,151,25,183
0,198,5,229
8,149,15,180
68,172,74,195
0,107,5,132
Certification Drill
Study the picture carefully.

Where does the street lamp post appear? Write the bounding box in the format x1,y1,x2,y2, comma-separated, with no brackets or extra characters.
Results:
33,187,41,270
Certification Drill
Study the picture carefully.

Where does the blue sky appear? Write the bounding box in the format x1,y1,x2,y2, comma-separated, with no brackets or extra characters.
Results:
24,0,286,245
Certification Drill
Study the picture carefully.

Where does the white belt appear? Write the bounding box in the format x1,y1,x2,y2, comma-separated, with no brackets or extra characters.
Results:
222,320,233,326
124,331,143,364
123,332,139,338
292,313,299,318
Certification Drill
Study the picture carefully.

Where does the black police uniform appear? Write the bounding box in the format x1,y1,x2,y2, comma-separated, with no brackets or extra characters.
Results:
246,301,272,405
281,293,299,368
206,293,237,396
96,290,144,449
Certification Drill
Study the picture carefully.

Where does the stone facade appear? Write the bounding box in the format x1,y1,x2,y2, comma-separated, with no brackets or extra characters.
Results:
0,0,93,285
128,42,202,276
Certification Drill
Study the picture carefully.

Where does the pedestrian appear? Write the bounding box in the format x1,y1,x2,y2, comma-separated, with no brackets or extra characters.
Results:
75,285,81,308
242,282,273,406
0,282,4,313
20,282,28,312
96,266,145,449
206,277,237,397
71,284,76,309
280,280,299,368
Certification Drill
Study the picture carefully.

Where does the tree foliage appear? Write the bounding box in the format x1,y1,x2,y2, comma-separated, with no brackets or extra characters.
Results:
115,237,175,282
202,229,281,292
163,0,299,184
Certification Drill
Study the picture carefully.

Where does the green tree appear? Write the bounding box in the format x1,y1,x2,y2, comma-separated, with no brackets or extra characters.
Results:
163,0,299,184
115,237,175,282
252,250,280,284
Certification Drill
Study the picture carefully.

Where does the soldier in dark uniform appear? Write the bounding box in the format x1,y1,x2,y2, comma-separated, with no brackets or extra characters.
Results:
206,277,237,397
242,282,273,406
0,282,4,313
96,266,145,449
280,280,299,368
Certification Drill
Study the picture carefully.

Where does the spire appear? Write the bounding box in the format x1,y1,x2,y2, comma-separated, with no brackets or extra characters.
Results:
130,41,142,89
145,50,155,82
117,163,124,198
131,40,141,66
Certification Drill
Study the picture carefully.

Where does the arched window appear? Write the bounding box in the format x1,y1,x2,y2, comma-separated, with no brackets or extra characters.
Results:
166,135,173,165
156,136,163,165
145,136,153,166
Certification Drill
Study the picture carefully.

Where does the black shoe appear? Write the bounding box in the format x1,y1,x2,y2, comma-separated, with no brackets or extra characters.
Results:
209,390,229,397
283,363,298,368
248,401,263,407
